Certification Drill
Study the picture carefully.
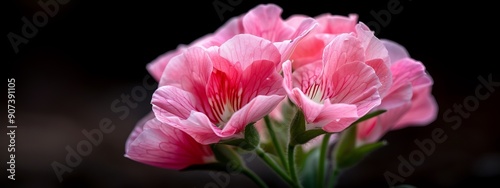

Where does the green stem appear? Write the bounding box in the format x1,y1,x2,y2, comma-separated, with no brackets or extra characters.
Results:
256,147,295,186
241,167,269,188
264,115,288,172
288,145,303,188
326,166,341,188
317,133,331,188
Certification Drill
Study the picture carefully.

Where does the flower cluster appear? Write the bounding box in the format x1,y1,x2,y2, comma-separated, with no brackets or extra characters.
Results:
125,4,437,187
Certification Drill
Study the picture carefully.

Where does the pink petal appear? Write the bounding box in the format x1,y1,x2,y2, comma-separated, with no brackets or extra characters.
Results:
268,98,287,122
221,95,285,137
291,88,325,123
378,58,426,110
125,118,214,170
126,112,155,152
283,62,338,124
147,32,219,82
389,58,427,93
240,59,285,105
313,101,358,132
282,60,295,96
205,46,236,73
329,62,382,116
212,17,244,45
159,46,213,89
284,60,358,127
270,13,358,69
152,86,220,144
274,18,318,64
146,47,185,81
242,4,294,41
356,118,378,143
322,33,365,76
379,84,413,110
283,60,323,122
315,13,358,34
381,39,410,64
411,73,433,90
290,18,320,38
366,59,393,97
394,84,438,129
357,102,411,143
285,14,310,28
165,111,222,145
289,35,325,68
219,34,280,70
355,23,390,65
152,86,199,120
286,67,359,132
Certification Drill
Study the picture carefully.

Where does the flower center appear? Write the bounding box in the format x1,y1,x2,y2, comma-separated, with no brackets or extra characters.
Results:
306,83,325,103
206,69,243,128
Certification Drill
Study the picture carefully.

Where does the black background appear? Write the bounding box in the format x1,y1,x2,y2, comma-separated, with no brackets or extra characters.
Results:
2,0,499,187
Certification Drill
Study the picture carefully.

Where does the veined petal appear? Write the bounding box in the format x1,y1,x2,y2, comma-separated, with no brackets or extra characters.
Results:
329,62,381,116
322,34,364,76
379,83,413,110
289,35,325,68
125,118,214,170
152,86,199,120
367,59,393,97
125,112,155,152
159,46,213,90
152,86,220,144
221,95,285,137
206,46,237,73
274,18,318,64
283,60,298,102
355,23,390,65
292,88,324,123
375,58,426,115
315,13,358,34
389,58,427,93
241,60,285,105
312,101,358,132
219,34,280,70
242,4,294,41
283,60,322,105
165,111,221,145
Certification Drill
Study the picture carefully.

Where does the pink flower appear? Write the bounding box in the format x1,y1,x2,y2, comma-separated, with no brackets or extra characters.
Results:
357,40,438,143
125,112,215,170
152,34,286,144
287,14,394,96
287,13,359,69
147,4,317,81
283,27,389,133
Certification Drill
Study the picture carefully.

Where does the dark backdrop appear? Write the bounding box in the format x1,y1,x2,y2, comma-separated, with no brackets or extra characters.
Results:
2,0,499,187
